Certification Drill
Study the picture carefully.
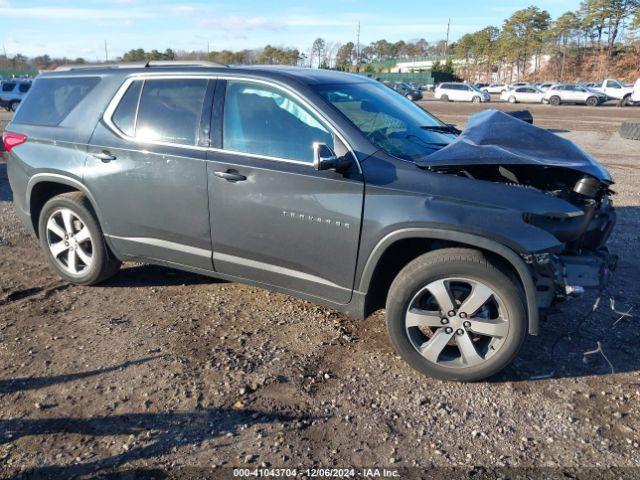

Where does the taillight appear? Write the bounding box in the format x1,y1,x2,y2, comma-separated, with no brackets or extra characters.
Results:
2,132,27,153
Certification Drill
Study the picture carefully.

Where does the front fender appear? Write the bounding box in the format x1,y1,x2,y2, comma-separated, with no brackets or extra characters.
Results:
358,228,540,335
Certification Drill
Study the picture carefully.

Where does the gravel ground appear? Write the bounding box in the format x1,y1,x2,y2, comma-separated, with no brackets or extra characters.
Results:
1,102,640,479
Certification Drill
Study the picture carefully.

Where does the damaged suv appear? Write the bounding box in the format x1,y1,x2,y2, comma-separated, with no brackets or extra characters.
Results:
4,63,616,381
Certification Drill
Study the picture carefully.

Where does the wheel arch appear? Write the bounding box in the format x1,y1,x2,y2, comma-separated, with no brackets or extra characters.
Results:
27,174,104,239
358,228,539,335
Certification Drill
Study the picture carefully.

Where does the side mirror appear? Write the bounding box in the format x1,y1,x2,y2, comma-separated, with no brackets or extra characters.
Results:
313,143,341,171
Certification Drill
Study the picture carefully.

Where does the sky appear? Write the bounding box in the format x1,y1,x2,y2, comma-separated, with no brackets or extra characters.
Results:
0,0,581,60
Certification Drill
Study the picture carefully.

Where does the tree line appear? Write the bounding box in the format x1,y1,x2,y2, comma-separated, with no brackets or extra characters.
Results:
2,1,638,81
454,0,640,82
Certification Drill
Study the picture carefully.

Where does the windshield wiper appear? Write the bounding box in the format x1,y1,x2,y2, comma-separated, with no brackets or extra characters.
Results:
420,125,461,135
405,134,449,149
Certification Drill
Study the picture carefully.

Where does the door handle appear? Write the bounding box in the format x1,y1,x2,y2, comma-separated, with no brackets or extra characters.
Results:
93,151,117,163
214,170,247,182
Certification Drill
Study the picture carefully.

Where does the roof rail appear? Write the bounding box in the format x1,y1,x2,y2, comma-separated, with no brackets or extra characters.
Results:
55,60,227,72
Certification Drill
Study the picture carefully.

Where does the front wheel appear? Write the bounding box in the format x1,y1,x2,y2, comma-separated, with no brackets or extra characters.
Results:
9,101,19,112
440,94,449,102
508,96,517,104
586,96,599,107
385,248,527,381
472,96,481,104
38,192,121,285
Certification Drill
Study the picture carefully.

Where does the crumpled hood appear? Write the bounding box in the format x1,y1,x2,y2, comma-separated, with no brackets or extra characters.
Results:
423,110,612,181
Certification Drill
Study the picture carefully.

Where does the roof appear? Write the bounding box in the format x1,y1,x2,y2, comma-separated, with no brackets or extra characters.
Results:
42,62,372,86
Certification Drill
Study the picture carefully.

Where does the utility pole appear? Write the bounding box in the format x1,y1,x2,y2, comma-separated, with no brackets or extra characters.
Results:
443,18,450,58
104,40,109,62
356,21,361,71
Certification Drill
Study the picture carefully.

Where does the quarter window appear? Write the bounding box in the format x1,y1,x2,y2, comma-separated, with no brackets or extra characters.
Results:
112,81,142,137
135,79,208,146
223,80,333,163
2,82,16,92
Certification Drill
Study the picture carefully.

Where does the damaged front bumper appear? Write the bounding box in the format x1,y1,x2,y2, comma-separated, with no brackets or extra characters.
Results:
524,248,618,310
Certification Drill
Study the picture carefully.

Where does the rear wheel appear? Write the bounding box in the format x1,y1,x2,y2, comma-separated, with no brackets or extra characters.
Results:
618,94,631,107
508,96,517,104
38,192,121,285
549,96,561,106
440,94,449,102
586,96,599,107
9,101,19,112
385,248,527,381
472,96,481,104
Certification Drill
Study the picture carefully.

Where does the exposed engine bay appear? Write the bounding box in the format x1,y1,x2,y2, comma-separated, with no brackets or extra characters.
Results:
418,110,618,311
432,163,618,309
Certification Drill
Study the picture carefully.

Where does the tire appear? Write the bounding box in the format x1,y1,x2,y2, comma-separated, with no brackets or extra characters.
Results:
620,122,640,140
472,96,481,104
440,94,449,102
508,96,517,104
618,94,631,107
406,94,413,100
38,192,121,285
385,248,527,382
586,96,599,107
9,101,19,112
549,96,561,106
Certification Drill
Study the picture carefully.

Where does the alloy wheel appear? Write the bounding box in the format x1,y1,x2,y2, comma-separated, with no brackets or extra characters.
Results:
45,208,94,275
404,277,509,368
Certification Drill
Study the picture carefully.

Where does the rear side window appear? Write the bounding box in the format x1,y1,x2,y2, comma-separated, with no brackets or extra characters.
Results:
135,79,208,145
13,77,100,126
2,82,16,92
112,81,143,137
19,83,31,93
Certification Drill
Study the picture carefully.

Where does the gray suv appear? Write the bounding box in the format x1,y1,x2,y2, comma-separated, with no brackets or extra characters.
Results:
4,62,616,381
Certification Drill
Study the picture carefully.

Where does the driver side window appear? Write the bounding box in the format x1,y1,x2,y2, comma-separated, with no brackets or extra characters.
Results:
223,80,333,163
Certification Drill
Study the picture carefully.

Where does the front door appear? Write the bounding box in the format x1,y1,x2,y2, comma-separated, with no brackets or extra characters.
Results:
85,77,213,271
206,79,364,304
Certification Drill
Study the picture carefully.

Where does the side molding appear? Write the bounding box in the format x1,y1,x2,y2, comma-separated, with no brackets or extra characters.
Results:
359,228,540,335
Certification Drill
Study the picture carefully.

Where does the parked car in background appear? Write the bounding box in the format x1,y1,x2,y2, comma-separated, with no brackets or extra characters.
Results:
435,82,490,103
538,82,556,91
0,79,32,112
592,79,637,106
631,78,640,105
392,82,423,101
507,82,529,91
543,84,607,106
500,86,545,104
4,62,616,381
482,83,507,94
474,83,489,90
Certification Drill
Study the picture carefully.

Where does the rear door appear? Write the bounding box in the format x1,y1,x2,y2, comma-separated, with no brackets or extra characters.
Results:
85,76,214,270
206,79,364,304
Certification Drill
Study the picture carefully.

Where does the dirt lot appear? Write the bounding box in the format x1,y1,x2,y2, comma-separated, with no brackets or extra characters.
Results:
1,101,640,479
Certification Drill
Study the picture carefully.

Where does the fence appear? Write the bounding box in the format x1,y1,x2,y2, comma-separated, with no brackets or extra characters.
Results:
359,71,453,85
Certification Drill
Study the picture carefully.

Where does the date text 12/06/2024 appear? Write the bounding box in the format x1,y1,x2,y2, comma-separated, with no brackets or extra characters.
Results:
233,468,401,478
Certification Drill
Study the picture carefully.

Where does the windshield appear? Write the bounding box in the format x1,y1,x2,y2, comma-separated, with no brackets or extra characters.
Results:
314,82,456,161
